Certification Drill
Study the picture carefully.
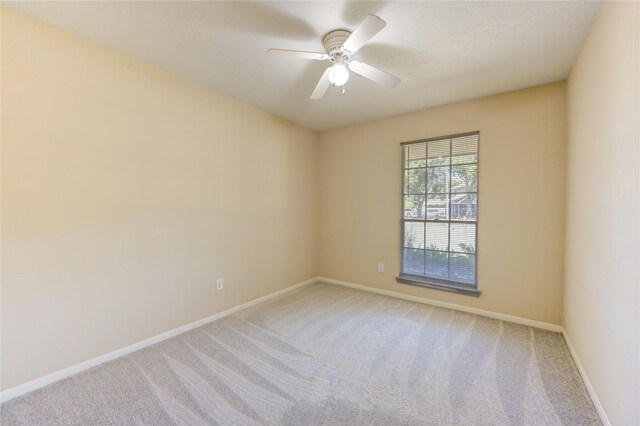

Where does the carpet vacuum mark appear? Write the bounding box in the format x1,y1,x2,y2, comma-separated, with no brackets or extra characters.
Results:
0,282,600,425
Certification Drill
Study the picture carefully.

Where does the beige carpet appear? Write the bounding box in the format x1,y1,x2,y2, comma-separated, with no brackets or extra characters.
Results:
1,282,600,425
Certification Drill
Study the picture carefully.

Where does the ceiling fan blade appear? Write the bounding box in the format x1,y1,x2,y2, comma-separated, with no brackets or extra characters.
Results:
310,67,332,99
267,48,329,61
348,60,401,89
342,14,386,54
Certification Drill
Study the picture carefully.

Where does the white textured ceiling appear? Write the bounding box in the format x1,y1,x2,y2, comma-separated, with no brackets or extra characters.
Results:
5,1,600,131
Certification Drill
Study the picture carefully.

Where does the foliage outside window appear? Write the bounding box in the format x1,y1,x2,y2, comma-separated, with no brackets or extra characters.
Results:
400,132,479,290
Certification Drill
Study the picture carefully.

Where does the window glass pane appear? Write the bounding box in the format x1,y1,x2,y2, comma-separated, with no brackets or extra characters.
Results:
404,195,425,219
450,223,476,253
404,222,425,249
449,253,476,284
403,248,425,276
427,139,450,167
451,135,478,164
452,135,478,156
450,193,477,221
426,194,449,220
451,164,477,193
426,222,448,251
427,166,449,193
426,250,449,280
404,168,426,194
451,153,477,165
406,142,426,168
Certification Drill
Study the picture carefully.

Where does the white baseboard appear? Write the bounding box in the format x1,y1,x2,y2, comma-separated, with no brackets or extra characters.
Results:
0,277,316,403
318,276,563,332
562,331,611,426
1,275,609,426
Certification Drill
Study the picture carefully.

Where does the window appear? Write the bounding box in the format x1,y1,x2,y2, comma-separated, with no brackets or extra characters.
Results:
398,132,479,295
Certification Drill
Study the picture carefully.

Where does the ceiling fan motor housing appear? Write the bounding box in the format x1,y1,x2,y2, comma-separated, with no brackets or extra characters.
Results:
323,30,352,59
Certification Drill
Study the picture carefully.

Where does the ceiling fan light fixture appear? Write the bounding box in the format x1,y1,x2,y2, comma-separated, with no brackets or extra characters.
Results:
328,58,349,86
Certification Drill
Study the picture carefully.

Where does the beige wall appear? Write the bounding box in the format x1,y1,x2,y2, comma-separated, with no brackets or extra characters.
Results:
4,7,638,423
319,82,567,325
565,2,640,424
1,8,319,390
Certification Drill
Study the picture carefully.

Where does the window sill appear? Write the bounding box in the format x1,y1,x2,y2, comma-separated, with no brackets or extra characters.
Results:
396,274,481,297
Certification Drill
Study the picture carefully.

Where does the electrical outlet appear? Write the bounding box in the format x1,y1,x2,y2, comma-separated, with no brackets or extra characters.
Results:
377,263,384,272
216,278,224,291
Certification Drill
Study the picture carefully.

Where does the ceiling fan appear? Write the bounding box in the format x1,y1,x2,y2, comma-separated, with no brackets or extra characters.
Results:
267,14,401,99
